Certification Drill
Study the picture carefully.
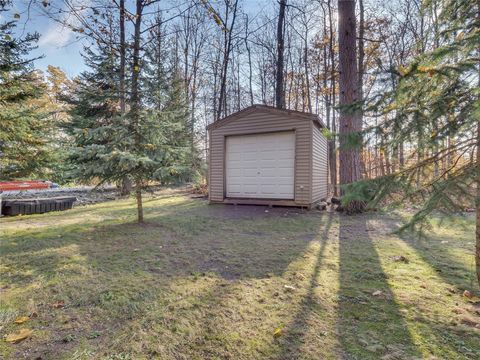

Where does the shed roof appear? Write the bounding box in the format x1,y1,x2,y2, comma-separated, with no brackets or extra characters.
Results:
206,104,327,131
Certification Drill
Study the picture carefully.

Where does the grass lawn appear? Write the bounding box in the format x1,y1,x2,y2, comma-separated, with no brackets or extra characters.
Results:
1,190,479,359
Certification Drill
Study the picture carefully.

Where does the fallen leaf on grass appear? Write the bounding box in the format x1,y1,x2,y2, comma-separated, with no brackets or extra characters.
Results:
463,290,473,299
51,300,65,308
5,328,33,343
295,273,306,280
273,327,283,338
14,316,29,324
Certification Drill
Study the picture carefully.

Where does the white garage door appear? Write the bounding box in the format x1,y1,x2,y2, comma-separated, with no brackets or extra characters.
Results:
226,132,295,199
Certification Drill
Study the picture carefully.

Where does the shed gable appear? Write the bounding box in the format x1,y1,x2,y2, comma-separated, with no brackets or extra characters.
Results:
207,106,316,132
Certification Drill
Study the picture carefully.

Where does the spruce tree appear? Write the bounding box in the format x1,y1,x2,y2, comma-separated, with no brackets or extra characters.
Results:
361,0,480,286
66,44,128,184
142,21,195,184
149,72,193,184
69,27,193,222
0,2,53,179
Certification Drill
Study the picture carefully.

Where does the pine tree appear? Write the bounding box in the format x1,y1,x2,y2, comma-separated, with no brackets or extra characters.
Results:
149,72,194,184
142,14,169,112
142,20,196,183
68,24,193,222
363,0,480,286
0,2,54,179
66,44,129,184
41,66,73,183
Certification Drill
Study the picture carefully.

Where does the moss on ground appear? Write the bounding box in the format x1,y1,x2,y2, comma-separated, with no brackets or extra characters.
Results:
0,192,479,359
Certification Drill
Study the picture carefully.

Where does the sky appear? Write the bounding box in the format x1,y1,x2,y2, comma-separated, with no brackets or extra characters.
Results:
6,0,271,78
8,1,88,77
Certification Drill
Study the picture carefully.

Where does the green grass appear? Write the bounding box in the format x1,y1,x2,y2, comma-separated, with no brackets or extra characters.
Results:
1,191,479,359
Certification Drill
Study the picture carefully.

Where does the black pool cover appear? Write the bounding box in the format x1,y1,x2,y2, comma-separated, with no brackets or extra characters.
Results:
1,197,77,216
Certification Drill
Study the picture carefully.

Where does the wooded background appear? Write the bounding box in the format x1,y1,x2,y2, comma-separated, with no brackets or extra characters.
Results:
5,0,468,185
1,0,478,220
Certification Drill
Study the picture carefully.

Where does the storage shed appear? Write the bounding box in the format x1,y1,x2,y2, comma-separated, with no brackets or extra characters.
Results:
207,105,328,208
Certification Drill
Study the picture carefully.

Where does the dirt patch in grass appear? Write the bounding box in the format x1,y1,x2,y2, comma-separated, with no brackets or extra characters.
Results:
1,192,479,359
201,202,309,220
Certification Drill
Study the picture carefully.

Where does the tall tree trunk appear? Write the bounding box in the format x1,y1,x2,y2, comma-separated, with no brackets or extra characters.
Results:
474,138,479,288
245,16,254,105
357,0,366,179
119,0,132,195
213,49,219,119
275,0,287,109
476,5,480,286
119,0,126,114
338,0,363,212
321,6,332,192
190,45,198,171
131,0,144,223
379,148,385,177
399,142,405,168
385,150,391,175
328,0,337,195
416,148,422,187
183,9,191,103
432,2,441,180
136,186,144,223
216,0,239,120
303,30,312,113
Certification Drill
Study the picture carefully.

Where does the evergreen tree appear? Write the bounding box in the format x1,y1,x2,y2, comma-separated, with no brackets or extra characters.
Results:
69,31,193,221
360,0,480,286
141,18,194,184
0,2,53,179
148,72,194,184
142,14,169,112
41,66,73,183
66,44,127,184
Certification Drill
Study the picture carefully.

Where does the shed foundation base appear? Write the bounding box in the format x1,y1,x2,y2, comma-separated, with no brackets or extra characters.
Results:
211,198,311,209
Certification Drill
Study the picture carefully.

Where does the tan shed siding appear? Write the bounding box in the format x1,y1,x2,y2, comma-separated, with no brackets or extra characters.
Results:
311,123,328,202
208,110,312,204
209,132,225,202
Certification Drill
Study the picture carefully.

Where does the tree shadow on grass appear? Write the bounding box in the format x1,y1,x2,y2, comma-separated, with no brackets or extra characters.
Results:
272,214,333,360
1,202,322,285
372,214,478,293
397,230,478,293
337,214,421,359
1,200,325,359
